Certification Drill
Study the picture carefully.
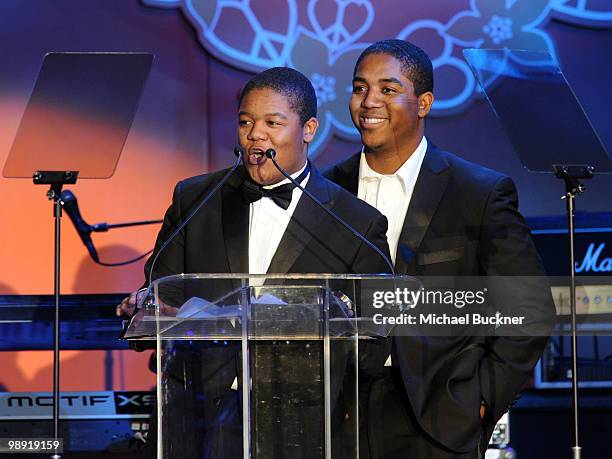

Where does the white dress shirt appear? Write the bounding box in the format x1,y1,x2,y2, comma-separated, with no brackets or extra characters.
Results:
230,164,309,389
358,136,427,366
358,136,427,265
248,162,309,275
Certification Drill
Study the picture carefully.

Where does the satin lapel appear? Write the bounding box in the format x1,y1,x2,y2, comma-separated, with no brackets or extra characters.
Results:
334,152,360,195
395,146,450,274
266,167,331,274
222,168,249,274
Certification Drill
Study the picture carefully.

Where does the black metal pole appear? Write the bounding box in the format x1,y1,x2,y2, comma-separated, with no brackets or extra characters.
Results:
52,195,62,459
565,191,581,459
554,165,590,459
32,172,78,459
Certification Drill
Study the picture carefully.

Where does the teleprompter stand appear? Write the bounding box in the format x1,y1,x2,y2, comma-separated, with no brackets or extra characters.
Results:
553,164,593,459
464,49,612,459
3,52,152,458
32,170,78,457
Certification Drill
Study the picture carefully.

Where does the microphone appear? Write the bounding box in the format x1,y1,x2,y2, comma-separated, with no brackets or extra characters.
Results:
147,147,244,285
264,148,395,275
60,190,99,262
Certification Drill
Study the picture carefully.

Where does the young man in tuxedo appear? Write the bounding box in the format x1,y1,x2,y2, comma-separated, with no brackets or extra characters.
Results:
118,67,392,458
325,40,555,458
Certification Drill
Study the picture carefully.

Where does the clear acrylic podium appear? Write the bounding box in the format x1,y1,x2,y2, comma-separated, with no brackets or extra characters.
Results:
123,273,414,459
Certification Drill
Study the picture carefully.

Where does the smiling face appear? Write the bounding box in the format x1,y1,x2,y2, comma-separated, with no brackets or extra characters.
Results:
350,53,433,163
238,87,318,185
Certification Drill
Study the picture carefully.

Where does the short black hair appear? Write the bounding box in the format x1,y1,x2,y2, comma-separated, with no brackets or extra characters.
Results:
239,67,317,125
354,39,434,96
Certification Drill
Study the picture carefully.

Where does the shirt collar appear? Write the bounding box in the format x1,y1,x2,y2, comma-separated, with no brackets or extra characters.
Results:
359,136,428,192
263,160,309,190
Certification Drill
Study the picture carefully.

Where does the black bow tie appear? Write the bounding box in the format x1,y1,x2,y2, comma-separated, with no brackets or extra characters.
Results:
241,163,310,210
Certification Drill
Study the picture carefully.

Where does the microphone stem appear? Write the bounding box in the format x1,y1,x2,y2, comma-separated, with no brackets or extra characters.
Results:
147,153,243,286
268,155,395,276
93,219,163,231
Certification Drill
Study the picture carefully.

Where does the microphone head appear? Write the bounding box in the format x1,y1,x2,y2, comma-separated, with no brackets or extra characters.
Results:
60,189,89,230
60,189,76,203
233,146,245,157
265,148,276,159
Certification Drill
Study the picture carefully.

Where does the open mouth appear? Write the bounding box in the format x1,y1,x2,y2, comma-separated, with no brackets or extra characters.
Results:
247,147,267,165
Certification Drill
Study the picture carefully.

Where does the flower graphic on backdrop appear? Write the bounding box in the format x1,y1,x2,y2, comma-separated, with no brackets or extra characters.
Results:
142,0,612,154
445,0,557,60
311,73,337,105
288,29,367,151
444,0,558,93
483,15,514,44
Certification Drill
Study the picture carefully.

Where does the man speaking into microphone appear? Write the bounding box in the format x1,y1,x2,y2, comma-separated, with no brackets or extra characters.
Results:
118,67,392,458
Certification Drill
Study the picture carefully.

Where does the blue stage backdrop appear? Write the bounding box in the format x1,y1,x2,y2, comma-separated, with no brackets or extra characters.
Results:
0,0,610,295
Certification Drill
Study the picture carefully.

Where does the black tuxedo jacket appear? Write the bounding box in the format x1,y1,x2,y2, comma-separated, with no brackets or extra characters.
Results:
142,164,392,458
145,164,391,282
325,143,555,453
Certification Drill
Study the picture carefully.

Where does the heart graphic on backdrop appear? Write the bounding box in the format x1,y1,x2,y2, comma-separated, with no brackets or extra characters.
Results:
181,0,299,71
308,0,374,52
141,0,578,145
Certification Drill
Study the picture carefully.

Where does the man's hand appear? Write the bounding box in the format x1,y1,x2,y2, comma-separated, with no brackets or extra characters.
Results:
116,290,140,318
480,403,486,419
115,289,179,318
159,303,179,317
